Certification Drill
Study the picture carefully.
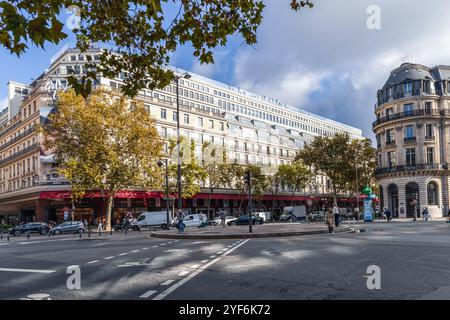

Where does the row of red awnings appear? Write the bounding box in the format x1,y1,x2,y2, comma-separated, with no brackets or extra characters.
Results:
39,191,372,202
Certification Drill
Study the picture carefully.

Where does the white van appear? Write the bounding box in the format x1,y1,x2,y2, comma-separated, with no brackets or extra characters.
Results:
136,211,169,229
172,213,207,228
254,212,272,222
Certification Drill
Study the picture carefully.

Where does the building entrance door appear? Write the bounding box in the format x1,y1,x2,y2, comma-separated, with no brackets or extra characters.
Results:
406,182,420,218
388,184,399,218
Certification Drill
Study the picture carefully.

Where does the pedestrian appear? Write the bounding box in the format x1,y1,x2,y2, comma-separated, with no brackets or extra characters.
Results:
333,203,340,227
422,207,430,221
177,210,185,233
97,219,103,232
354,207,360,221
384,207,391,222
326,207,334,234
220,211,226,228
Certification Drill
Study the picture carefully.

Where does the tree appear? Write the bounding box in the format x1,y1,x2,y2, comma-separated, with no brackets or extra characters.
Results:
0,1,314,97
168,136,207,201
282,161,312,196
350,137,377,194
41,88,163,231
201,141,232,216
296,133,355,204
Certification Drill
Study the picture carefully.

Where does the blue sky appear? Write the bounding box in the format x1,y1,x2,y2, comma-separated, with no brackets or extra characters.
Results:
2,0,450,140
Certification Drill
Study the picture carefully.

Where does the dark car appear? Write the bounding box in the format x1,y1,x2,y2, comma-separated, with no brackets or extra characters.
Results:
279,212,297,223
50,221,85,235
227,215,264,226
10,222,49,236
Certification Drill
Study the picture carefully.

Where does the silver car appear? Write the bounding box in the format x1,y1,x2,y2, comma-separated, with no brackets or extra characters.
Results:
50,221,85,235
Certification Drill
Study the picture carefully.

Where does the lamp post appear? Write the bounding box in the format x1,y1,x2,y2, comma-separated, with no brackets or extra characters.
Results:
158,159,170,230
174,72,191,213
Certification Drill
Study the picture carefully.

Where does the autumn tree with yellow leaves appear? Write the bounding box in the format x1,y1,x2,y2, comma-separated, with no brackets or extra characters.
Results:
41,89,163,231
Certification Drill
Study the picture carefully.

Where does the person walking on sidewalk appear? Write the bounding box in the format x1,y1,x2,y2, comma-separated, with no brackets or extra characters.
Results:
326,207,334,234
333,203,340,227
177,210,185,233
384,207,392,222
220,211,226,228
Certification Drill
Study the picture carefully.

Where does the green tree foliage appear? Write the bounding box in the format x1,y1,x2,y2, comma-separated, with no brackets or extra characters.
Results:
0,0,314,97
41,89,163,230
296,133,376,203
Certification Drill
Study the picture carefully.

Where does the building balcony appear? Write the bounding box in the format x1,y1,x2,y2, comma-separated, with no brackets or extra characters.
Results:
403,137,417,144
385,141,396,149
373,109,443,129
425,135,436,142
0,143,40,167
375,163,448,175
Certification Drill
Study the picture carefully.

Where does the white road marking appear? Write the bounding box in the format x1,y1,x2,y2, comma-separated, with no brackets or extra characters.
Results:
209,255,216,259
159,243,166,246
0,243,9,246
152,245,158,248
0,268,56,274
131,250,139,253
217,252,223,254
139,290,157,298
153,239,250,300
190,264,200,269
201,260,208,263
104,256,115,260
87,260,99,264
178,270,190,277
118,253,128,256
161,280,175,286
142,247,149,250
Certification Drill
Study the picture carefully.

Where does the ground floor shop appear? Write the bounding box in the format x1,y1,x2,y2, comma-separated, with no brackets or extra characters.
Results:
0,188,366,226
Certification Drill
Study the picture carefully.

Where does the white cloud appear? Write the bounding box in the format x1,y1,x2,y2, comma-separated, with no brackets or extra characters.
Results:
230,0,450,138
0,96,8,110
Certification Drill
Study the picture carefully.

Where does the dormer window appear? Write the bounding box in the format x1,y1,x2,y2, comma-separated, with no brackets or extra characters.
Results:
403,82,412,95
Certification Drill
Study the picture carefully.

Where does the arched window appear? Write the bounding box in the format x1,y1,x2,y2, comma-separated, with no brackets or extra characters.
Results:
427,182,438,205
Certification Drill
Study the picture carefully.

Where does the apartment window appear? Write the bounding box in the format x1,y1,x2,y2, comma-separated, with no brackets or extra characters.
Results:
219,122,224,131
208,120,214,129
404,103,413,116
405,148,416,167
173,112,178,121
184,114,189,124
386,129,395,144
425,124,434,138
198,117,203,127
405,125,414,139
425,101,432,113
427,147,434,164
403,82,412,95
160,108,167,119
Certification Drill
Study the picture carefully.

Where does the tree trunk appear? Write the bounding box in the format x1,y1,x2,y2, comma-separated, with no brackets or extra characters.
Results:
207,188,213,219
105,192,114,231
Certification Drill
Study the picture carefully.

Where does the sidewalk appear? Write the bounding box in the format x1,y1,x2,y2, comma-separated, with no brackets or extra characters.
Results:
150,223,355,240
342,217,448,224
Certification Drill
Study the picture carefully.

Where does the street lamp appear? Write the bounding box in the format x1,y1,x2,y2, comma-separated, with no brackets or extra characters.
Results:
158,159,170,230
174,72,191,213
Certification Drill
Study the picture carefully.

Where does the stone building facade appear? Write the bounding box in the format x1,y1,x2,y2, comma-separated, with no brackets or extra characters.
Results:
373,63,450,218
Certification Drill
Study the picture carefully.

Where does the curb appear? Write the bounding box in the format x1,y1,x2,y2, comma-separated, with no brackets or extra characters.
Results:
149,226,355,240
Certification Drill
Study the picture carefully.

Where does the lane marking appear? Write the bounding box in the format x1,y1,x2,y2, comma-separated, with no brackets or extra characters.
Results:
178,270,189,277
0,268,56,274
159,244,166,246
201,260,208,263
190,264,200,269
139,290,157,299
118,253,128,256
131,250,139,253
104,256,115,260
142,247,149,250
152,245,158,248
161,280,175,286
153,239,250,300
209,255,216,259
87,260,99,264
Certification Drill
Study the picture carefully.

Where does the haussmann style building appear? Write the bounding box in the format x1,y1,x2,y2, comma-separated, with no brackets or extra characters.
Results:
374,62,450,218
0,46,364,225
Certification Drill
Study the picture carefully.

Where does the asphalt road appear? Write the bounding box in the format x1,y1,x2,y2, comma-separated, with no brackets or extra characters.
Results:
1,221,449,300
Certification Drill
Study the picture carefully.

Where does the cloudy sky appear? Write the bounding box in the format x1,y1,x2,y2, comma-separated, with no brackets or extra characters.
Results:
2,0,450,139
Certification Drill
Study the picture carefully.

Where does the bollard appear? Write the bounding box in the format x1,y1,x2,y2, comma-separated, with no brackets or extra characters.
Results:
139,227,141,234
1,230,3,240
110,229,112,236
7,235,10,241
79,231,82,239
99,229,101,237
88,229,91,238
27,232,30,240
125,228,128,235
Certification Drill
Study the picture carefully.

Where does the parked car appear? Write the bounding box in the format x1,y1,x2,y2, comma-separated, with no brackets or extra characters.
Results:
50,221,85,235
253,212,272,223
227,215,264,226
135,211,169,229
10,222,49,236
171,213,208,228
279,212,297,223
212,216,237,226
